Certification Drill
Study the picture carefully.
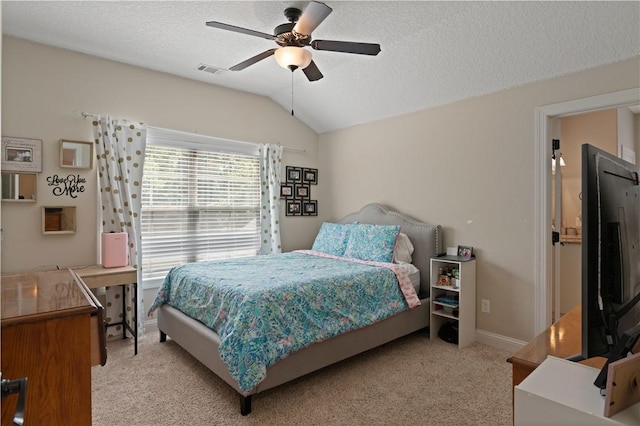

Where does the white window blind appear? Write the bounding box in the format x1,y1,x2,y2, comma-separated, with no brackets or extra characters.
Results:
141,128,261,288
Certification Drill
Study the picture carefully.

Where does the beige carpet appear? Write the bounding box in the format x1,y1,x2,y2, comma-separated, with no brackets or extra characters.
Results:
92,330,513,425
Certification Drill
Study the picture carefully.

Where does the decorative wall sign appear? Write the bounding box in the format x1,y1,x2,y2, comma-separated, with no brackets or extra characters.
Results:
46,174,87,198
283,165,318,216
1,136,43,173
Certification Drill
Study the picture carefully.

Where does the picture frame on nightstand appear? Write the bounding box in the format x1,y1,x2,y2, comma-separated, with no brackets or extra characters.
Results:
457,245,473,259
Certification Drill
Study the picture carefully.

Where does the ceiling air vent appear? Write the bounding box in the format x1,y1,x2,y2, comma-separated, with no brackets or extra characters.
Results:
197,64,224,75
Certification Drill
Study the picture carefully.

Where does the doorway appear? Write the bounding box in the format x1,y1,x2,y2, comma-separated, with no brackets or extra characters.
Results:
534,88,640,334
551,109,623,322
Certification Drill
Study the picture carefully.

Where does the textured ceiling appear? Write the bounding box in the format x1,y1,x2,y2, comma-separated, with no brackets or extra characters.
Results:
2,1,639,134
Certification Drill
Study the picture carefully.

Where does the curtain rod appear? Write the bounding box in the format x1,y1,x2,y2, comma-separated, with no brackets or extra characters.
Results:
282,146,306,154
75,110,306,154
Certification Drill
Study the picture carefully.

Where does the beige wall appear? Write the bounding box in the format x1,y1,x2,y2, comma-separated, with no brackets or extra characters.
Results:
3,35,639,345
1,36,320,275
318,57,640,342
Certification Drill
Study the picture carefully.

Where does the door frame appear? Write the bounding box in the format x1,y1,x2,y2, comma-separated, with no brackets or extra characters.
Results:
534,88,640,334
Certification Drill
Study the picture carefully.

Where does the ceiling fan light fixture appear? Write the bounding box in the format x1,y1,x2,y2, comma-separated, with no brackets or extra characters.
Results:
275,46,312,71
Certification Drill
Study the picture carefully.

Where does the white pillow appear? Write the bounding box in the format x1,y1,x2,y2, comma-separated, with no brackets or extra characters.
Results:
394,232,414,264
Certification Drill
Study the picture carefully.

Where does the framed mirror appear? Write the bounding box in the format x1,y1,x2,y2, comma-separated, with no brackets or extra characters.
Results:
1,172,37,202
60,140,93,169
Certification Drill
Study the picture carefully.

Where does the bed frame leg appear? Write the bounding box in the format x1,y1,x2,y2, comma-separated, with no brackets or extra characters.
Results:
159,330,167,342
240,395,252,416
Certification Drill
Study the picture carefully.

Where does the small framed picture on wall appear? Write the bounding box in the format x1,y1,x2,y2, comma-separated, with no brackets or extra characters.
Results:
302,168,318,185
286,166,302,182
286,200,302,216
303,200,317,216
1,136,43,173
295,184,310,199
280,183,293,198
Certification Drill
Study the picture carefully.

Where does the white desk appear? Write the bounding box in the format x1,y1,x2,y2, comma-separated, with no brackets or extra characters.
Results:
515,356,640,425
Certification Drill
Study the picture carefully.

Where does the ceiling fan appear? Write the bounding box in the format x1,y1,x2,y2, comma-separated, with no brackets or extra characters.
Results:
206,1,381,81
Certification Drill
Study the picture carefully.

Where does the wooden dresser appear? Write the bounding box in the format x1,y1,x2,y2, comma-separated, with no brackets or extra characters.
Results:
1,269,106,426
508,305,605,388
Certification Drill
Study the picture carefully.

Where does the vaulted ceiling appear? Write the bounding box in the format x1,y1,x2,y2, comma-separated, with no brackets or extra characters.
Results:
3,1,639,134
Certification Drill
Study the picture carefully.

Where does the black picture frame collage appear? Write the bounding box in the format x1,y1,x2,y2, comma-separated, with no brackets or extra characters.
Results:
281,166,317,216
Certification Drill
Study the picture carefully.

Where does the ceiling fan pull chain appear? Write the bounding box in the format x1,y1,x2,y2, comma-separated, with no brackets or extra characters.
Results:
291,71,295,116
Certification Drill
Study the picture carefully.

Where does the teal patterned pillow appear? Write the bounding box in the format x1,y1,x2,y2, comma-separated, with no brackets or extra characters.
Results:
312,222,352,256
344,224,400,263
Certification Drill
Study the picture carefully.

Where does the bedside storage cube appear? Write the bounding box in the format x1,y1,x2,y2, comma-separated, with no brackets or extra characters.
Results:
429,256,476,348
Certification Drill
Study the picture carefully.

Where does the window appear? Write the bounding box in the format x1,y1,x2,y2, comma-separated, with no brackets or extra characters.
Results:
141,128,261,288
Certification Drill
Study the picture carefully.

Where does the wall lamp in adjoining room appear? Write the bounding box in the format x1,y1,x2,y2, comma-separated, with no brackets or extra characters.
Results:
552,153,566,174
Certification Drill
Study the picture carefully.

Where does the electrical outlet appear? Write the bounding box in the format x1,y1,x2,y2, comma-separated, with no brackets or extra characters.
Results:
481,299,490,313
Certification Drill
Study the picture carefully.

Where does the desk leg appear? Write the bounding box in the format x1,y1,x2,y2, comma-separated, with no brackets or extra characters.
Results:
104,283,138,356
122,282,138,355
133,282,138,355
121,284,127,340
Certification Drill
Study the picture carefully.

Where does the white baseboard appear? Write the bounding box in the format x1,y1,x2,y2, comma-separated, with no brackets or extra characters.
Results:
475,329,527,353
145,318,159,334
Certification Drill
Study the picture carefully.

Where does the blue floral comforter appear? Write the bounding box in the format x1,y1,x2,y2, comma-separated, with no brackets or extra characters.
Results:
148,251,414,393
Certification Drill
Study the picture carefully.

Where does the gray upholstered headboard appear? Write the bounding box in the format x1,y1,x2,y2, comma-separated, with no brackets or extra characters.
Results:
338,203,442,296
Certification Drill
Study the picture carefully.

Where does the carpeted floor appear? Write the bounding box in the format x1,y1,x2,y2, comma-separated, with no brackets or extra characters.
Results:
92,330,513,425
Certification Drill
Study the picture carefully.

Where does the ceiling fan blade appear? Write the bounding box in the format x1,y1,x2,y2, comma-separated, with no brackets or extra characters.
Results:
311,40,381,56
206,21,276,40
229,49,277,71
293,1,333,36
302,60,323,81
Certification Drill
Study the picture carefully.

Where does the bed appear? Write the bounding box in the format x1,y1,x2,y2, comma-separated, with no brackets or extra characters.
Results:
150,203,441,415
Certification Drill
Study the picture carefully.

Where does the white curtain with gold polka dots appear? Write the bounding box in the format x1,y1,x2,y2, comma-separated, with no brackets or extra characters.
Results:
259,144,283,254
93,116,147,339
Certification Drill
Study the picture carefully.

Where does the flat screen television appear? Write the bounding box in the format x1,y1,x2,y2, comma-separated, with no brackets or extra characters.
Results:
581,143,640,388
